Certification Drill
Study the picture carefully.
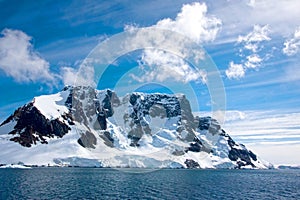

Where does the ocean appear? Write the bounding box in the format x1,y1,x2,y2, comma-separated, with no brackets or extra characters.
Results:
0,168,299,199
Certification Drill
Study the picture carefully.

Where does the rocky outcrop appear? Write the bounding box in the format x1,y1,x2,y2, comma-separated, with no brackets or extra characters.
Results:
77,131,97,149
185,159,200,168
126,93,182,146
198,116,260,169
226,134,258,168
125,93,199,146
1,102,71,147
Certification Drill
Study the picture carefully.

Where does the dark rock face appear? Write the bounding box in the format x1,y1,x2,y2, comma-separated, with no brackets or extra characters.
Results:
126,93,198,146
1,102,71,147
177,95,196,141
68,86,97,126
198,117,211,130
196,116,221,135
97,114,107,130
186,137,205,153
127,93,182,146
228,146,257,168
78,131,97,149
66,86,119,147
224,131,258,168
99,131,114,147
70,87,118,126
129,93,182,120
184,159,200,169
95,90,119,130
100,89,120,117
63,86,73,108
187,142,202,152
196,116,260,168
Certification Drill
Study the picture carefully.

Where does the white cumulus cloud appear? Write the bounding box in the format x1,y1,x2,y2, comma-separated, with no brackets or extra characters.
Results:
226,25,271,79
283,27,300,56
225,110,246,122
155,2,222,44
131,49,207,84
237,24,271,52
245,54,262,69
225,61,245,79
60,67,77,86
61,64,95,87
126,2,220,85
247,0,256,8
0,29,56,84
211,0,300,39
0,28,96,87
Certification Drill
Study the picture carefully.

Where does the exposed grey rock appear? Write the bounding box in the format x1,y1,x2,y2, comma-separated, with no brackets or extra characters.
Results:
78,131,97,149
184,159,200,169
99,131,114,147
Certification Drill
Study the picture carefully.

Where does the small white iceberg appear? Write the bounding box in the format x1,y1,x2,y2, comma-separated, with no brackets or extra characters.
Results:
0,164,32,169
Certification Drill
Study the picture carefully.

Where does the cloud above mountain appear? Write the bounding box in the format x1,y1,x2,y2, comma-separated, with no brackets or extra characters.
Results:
155,2,222,44
60,65,95,87
211,0,300,39
0,28,96,88
125,2,221,84
131,49,207,84
0,29,56,84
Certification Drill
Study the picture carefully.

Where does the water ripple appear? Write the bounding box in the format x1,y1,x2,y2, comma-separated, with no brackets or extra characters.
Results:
0,168,299,199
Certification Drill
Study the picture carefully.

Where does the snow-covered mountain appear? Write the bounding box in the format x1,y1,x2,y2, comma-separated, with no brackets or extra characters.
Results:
0,86,271,169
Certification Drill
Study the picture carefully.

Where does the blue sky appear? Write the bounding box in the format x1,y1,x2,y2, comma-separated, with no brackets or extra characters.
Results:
0,0,300,164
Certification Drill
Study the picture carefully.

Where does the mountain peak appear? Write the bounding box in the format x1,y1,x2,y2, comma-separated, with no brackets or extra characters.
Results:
0,87,272,169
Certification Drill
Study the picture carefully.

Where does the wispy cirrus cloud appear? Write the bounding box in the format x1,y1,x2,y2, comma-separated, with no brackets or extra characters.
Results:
0,29,57,84
211,0,300,40
224,110,300,141
222,109,300,164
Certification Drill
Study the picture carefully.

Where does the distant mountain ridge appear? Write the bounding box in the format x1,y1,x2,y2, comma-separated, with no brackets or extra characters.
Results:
0,86,272,169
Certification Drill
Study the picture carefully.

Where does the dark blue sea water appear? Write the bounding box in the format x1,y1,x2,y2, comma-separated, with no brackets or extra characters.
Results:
0,168,299,199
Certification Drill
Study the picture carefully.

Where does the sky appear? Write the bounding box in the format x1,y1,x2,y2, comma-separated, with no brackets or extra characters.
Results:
0,0,299,165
